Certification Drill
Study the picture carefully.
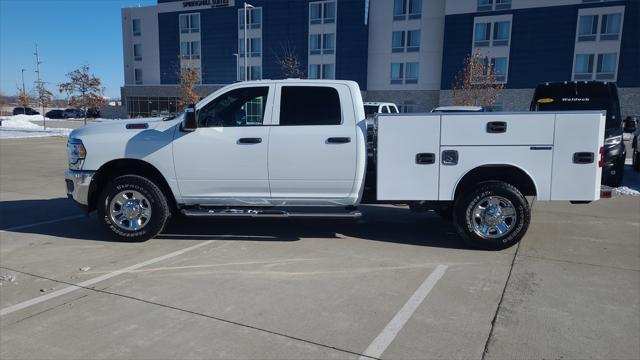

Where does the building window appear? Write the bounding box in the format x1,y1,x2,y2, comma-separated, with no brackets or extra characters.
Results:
574,54,594,80
239,7,261,29
477,0,492,11
394,0,421,20
250,38,261,57
401,100,417,113
578,15,598,41
309,1,336,25
132,19,141,36
493,21,510,46
324,2,336,23
491,57,508,82
181,41,200,60
134,68,142,85
393,0,406,20
310,34,321,55
249,65,261,80
322,64,335,79
495,0,512,10
322,33,335,54
405,62,419,84
408,0,422,19
474,22,491,47
390,63,404,84
407,30,420,51
180,13,200,34
309,64,321,79
596,53,617,79
392,31,405,52
310,3,322,24
133,44,142,61
477,0,511,11
600,13,621,40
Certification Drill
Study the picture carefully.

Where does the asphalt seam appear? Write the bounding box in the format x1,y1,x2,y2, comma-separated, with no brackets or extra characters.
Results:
0,266,381,360
518,253,640,273
480,241,521,360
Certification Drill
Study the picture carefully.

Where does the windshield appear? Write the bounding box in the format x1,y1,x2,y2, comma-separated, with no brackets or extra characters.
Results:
531,83,621,129
364,105,378,118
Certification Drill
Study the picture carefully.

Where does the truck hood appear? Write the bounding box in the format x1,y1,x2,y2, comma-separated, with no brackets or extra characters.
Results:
70,116,183,171
69,117,168,139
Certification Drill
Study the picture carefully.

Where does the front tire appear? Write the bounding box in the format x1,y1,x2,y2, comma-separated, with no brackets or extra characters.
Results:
97,175,169,242
453,181,530,250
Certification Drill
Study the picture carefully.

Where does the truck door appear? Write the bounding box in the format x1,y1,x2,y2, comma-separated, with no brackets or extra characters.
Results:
172,85,274,204
267,84,357,202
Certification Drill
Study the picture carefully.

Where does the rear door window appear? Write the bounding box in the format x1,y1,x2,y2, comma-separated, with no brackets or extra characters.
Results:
381,106,390,113
279,86,341,126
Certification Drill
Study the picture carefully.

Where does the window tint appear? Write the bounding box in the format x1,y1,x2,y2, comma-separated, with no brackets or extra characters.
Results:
381,106,389,113
390,106,399,113
280,86,341,126
198,86,269,127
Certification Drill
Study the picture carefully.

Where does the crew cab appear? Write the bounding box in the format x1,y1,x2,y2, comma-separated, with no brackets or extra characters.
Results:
66,80,605,250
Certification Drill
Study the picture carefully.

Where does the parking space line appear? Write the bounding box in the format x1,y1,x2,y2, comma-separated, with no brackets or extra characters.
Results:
359,264,448,360
0,214,85,233
0,240,213,316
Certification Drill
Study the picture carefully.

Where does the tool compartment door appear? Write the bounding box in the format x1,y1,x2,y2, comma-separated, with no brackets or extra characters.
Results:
551,112,605,201
440,113,555,146
376,114,440,200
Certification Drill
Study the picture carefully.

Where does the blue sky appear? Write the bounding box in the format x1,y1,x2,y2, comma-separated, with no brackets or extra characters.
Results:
1,0,156,99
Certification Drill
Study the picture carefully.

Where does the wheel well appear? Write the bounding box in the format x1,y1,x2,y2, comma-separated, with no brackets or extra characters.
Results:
87,159,177,213
454,165,537,199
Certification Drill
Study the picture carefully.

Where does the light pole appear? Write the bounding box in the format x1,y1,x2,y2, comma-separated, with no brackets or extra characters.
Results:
233,53,239,81
243,2,254,81
21,69,26,114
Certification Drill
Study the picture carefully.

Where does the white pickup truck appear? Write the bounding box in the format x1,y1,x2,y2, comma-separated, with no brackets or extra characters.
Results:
65,80,605,250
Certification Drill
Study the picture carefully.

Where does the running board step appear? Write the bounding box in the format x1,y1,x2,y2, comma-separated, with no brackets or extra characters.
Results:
181,208,362,219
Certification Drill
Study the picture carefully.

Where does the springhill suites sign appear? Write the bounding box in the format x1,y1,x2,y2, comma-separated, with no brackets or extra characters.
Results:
182,0,230,8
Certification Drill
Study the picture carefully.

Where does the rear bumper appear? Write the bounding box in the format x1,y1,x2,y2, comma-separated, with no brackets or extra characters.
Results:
65,170,95,209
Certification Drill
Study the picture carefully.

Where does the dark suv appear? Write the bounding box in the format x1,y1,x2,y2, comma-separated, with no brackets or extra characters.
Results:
530,81,625,187
12,107,39,115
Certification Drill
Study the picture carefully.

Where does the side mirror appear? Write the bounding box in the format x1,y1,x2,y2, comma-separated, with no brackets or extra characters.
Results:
182,104,197,132
623,118,637,133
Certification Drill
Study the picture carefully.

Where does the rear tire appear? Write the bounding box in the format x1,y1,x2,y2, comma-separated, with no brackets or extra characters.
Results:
453,181,530,250
97,175,169,242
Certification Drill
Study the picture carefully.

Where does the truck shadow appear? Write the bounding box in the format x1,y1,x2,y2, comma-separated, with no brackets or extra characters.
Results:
0,198,465,249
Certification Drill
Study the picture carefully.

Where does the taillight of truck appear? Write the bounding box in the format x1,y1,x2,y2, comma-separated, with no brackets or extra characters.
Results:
598,146,605,168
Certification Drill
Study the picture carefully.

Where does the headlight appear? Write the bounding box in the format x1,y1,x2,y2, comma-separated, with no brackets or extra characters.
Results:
604,135,622,147
67,138,87,170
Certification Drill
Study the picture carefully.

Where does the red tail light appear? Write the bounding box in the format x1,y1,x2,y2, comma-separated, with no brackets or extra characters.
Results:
598,146,605,168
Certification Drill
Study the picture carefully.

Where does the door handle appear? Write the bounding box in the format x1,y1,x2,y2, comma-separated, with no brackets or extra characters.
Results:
238,137,262,144
573,152,595,164
486,121,507,133
416,153,435,165
327,137,351,144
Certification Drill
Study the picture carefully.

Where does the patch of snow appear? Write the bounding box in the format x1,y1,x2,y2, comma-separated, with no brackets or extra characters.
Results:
613,186,640,196
0,115,72,139
0,274,16,283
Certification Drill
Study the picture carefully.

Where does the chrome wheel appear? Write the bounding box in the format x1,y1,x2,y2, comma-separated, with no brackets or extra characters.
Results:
470,196,517,239
109,190,152,231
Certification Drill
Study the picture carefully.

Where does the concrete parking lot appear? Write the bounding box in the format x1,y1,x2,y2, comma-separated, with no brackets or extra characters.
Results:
1,136,639,360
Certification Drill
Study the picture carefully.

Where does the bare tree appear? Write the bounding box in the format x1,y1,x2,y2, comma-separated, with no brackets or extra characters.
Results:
16,86,32,111
59,64,107,124
178,63,201,111
35,81,54,128
275,43,305,79
452,52,504,107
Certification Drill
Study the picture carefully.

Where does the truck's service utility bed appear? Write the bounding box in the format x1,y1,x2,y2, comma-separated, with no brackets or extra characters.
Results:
376,111,605,202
